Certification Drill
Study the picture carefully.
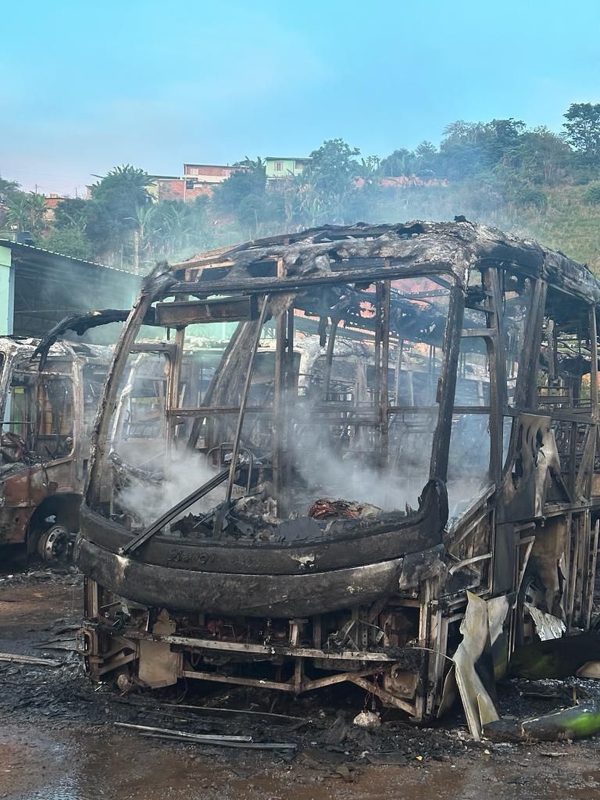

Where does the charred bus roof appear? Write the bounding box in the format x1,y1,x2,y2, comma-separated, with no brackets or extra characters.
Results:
167,221,600,304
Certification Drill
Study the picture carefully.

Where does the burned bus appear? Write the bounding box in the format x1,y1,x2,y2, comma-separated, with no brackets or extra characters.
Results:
77,222,600,725
0,337,110,563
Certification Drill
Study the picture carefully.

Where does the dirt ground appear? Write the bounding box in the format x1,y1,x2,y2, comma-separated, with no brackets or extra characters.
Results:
2,570,600,800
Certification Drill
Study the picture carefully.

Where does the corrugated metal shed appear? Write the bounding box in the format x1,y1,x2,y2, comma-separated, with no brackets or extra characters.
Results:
0,240,140,338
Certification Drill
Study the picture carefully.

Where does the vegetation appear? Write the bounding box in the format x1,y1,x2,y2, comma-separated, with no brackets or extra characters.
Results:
4,102,600,273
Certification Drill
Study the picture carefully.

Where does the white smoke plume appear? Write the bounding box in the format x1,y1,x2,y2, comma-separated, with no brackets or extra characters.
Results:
286,396,436,513
116,445,225,528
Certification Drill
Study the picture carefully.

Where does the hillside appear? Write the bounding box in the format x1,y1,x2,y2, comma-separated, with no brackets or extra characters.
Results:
5,106,600,273
512,185,600,273
357,182,600,275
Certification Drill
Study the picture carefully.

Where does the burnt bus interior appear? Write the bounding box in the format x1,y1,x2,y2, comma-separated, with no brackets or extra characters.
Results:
77,222,600,726
0,339,110,560
1,345,107,464
6,357,76,461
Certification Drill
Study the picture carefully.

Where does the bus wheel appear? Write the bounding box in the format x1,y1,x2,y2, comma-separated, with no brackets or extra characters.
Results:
37,524,70,562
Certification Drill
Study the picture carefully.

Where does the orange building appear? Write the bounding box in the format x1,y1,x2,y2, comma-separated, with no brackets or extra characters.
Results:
149,163,247,203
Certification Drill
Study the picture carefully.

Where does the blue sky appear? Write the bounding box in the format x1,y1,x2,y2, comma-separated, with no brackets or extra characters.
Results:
1,0,599,195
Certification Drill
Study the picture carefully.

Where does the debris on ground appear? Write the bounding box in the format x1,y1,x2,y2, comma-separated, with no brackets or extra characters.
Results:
352,710,381,729
485,702,600,742
510,631,600,680
115,721,297,751
6,563,600,800
0,651,62,667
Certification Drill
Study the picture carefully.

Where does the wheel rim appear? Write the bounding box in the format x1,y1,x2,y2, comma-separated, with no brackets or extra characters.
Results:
37,524,69,562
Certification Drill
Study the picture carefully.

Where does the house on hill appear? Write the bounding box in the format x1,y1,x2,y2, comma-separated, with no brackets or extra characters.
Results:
265,156,310,181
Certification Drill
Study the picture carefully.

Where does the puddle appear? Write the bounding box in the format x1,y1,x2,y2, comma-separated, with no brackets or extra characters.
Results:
1,722,597,800
0,723,462,800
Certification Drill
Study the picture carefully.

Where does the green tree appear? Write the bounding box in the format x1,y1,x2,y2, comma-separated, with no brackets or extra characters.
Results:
0,178,21,236
42,197,94,259
53,197,90,230
0,177,20,205
6,192,47,238
137,197,215,263
563,103,600,163
379,147,415,178
90,164,152,212
299,138,361,224
358,155,381,177
484,118,526,163
439,119,525,180
379,149,417,177
88,164,152,260
212,158,269,238
506,127,572,186
135,203,159,259
155,202,194,256
414,141,439,177
439,121,488,179
44,226,93,260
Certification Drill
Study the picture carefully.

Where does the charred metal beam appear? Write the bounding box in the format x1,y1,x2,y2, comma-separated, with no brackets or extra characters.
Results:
485,268,507,485
155,296,258,327
87,265,172,507
31,308,157,369
322,316,340,402
380,279,391,466
590,305,599,421
430,283,464,481
171,261,458,297
224,295,270,505
118,628,398,662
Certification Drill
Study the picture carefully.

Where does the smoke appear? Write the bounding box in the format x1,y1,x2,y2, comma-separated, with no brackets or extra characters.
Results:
292,408,495,521
115,444,225,528
111,336,493,530
287,397,435,513
23,252,137,345
293,442,429,512
112,401,492,530
112,393,437,528
113,409,493,529
304,180,547,253
446,414,492,523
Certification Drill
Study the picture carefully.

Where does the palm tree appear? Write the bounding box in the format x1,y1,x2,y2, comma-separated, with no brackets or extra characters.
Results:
6,192,47,237
135,204,158,259
88,165,153,268
90,164,152,209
